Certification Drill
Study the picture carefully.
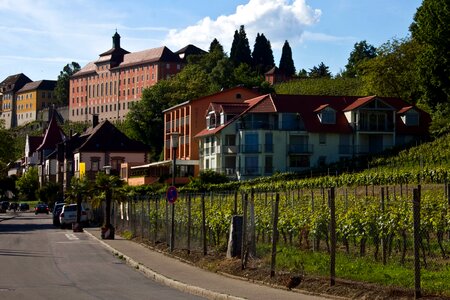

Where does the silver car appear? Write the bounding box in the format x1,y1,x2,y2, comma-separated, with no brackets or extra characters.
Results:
59,204,88,229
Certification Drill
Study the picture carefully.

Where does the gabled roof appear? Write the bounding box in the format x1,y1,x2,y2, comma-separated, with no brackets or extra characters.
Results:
74,120,149,153
0,73,32,93
17,80,56,93
73,46,182,77
175,44,207,61
397,106,415,114
163,86,261,113
36,112,66,152
343,95,377,111
26,135,44,156
313,104,331,112
196,93,432,139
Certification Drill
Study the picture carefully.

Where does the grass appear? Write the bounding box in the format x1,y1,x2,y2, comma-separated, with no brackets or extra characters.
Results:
257,244,450,296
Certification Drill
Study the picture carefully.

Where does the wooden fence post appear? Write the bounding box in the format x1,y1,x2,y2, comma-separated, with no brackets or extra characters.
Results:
270,193,280,278
329,187,336,286
202,193,207,256
413,187,421,299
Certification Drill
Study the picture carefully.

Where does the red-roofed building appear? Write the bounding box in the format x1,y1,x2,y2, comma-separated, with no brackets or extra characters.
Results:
195,94,430,180
69,31,204,123
122,87,261,185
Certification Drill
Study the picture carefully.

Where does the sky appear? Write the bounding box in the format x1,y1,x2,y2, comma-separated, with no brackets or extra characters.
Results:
0,0,422,83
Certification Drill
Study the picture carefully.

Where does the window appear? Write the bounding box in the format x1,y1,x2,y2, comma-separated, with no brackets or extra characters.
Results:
91,157,100,171
245,156,259,175
318,107,336,124
319,133,326,145
265,132,273,152
244,133,259,153
265,156,273,174
289,155,310,168
402,110,419,126
225,135,235,146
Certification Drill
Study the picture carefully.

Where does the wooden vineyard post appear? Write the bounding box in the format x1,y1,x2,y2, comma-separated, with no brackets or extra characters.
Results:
241,193,248,270
201,193,207,256
270,193,280,278
187,193,191,255
329,187,336,286
413,187,421,299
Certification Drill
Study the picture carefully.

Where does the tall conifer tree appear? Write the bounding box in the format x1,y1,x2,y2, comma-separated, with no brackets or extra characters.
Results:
252,33,275,75
230,25,252,67
279,40,296,77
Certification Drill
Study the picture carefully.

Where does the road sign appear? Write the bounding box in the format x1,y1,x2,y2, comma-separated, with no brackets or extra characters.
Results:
167,186,178,204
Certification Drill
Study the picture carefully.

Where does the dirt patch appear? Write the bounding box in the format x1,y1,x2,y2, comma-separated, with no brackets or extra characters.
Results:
139,239,449,300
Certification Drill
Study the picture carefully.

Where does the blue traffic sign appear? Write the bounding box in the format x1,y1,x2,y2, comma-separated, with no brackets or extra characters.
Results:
167,186,178,204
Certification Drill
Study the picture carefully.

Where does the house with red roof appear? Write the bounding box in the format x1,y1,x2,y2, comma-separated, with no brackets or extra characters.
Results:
121,86,261,185
195,93,430,180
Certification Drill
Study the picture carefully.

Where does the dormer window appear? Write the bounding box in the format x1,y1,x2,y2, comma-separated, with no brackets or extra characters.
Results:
401,109,419,126
206,112,217,130
318,107,336,124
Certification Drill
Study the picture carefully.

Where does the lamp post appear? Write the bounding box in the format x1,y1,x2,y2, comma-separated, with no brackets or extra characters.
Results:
169,132,179,252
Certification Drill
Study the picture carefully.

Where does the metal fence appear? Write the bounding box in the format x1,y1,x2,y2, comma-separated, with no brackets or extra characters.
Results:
111,183,450,297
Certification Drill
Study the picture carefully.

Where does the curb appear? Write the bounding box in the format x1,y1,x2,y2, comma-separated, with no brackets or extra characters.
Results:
84,230,245,300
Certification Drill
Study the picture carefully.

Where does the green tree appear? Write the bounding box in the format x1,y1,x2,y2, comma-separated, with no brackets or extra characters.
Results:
54,62,81,106
209,38,224,53
360,38,423,102
343,40,377,78
0,121,19,176
233,63,263,88
16,167,39,202
252,33,275,75
230,25,252,67
279,40,296,77
410,0,450,109
125,80,174,161
38,182,60,206
95,172,123,237
308,62,331,78
67,176,91,231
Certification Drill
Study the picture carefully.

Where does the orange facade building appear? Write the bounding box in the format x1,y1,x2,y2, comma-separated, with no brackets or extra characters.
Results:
162,86,261,177
69,32,202,124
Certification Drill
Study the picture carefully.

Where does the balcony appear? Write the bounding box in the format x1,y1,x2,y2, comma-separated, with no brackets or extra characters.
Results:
339,145,353,155
287,144,313,154
239,167,262,176
221,145,237,154
239,144,262,153
236,121,277,130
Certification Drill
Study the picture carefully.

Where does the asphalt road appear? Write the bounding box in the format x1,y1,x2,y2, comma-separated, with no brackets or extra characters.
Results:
0,212,204,300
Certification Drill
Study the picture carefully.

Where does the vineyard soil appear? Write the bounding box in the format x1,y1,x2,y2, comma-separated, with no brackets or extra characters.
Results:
137,238,450,300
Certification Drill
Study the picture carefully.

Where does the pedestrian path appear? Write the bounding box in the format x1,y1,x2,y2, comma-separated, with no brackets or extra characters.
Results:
84,228,335,300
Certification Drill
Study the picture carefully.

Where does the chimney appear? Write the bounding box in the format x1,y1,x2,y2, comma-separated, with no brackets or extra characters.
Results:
92,114,99,127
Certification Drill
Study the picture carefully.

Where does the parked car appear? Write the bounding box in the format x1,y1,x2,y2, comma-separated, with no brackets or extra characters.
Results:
35,203,49,214
52,202,65,226
1,201,10,212
19,203,30,211
59,204,88,229
9,202,18,211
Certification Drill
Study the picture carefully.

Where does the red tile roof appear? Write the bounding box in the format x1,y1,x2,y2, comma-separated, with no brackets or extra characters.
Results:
196,94,430,137
36,113,66,152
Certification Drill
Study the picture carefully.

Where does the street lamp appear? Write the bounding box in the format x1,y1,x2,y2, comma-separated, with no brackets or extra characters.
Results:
169,132,179,252
169,132,179,185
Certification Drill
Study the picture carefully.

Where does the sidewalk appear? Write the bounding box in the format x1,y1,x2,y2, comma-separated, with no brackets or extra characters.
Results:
84,228,335,300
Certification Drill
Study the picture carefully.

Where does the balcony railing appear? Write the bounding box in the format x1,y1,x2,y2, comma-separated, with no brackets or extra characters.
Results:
221,145,237,154
240,144,262,153
236,121,277,130
288,144,313,154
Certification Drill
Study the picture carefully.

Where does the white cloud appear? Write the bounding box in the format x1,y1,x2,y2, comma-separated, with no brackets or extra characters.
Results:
164,0,322,52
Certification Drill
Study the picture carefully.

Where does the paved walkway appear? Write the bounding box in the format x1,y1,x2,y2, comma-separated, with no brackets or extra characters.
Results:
84,228,336,300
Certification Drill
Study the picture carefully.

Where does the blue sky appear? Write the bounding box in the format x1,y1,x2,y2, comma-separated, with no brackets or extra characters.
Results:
0,0,422,83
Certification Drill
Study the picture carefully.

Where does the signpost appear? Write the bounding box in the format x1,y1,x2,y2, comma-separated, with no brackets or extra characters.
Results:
167,186,177,204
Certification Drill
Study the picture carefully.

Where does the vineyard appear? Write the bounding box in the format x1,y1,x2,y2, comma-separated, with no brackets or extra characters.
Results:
114,183,450,297
111,134,450,297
